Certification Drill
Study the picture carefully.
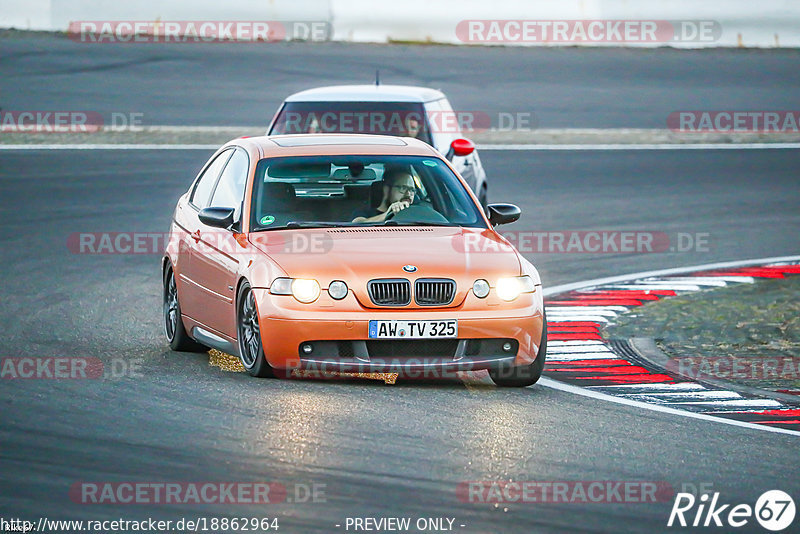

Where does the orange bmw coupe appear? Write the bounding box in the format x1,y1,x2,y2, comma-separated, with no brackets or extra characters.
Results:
163,134,546,386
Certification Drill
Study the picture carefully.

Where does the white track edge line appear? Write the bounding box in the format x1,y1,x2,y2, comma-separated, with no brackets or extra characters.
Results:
2,143,800,151
478,143,800,151
0,144,220,150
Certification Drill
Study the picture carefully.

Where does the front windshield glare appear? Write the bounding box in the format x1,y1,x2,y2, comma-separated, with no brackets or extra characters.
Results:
249,155,485,230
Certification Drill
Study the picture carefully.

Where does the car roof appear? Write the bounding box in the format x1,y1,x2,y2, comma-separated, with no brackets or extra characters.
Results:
283,85,446,104
235,134,441,157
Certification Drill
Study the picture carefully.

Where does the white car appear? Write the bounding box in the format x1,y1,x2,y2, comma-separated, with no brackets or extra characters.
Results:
266,84,489,206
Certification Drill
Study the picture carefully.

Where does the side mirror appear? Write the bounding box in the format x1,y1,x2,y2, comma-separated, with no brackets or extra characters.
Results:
487,203,521,226
198,207,235,229
450,138,475,157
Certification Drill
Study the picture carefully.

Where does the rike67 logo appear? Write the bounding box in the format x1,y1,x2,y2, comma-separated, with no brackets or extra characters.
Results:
668,490,795,531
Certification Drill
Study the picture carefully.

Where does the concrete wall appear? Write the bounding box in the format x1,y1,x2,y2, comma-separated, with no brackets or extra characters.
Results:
2,0,798,47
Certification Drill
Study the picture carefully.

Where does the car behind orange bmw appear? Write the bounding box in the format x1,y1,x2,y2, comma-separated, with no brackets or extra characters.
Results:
163,134,546,386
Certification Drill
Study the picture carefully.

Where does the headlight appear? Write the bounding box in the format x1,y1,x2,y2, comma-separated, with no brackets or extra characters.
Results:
328,280,348,300
270,277,320,303
472,279,490,298
496,275,536,301
291,279,321,303
270,278,293,295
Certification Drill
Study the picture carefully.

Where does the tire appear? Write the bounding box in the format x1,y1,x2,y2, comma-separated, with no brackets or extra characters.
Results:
163,267,208,352
489,315,547,387
236,281,276,378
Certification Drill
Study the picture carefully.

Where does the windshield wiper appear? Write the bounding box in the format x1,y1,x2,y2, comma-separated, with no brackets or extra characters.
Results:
383,221,456,227
250,221,351,232
285,221,354,229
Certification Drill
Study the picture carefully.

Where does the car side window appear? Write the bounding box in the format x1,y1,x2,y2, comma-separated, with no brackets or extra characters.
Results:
190,150,232,209
209,149,249,221
426,99,458,155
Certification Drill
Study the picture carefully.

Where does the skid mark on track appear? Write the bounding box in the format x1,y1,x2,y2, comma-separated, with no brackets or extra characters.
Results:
208,349,399,383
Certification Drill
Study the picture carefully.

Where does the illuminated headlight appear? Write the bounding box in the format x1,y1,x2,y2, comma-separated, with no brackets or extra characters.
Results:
328,280,348,300
270,277,321,303
472,279,490,298
291,279,321,303
496,275,536,301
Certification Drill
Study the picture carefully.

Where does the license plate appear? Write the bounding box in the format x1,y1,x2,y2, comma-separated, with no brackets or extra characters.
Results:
368,320,457,339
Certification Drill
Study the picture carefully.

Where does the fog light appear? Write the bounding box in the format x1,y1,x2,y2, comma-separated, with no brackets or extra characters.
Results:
328,280,348,300
302,343,313,354
472,279,490,298
503,342,513,352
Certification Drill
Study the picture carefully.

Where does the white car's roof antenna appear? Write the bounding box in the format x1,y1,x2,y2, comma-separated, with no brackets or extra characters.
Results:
375,69,380,86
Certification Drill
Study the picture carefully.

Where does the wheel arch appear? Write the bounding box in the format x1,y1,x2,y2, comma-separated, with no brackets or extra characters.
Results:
162,255,172,281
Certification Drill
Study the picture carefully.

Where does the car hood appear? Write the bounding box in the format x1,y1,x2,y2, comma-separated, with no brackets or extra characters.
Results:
248,227,521,307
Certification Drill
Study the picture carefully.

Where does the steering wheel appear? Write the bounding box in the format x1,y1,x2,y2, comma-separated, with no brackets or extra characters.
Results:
385,203,450,224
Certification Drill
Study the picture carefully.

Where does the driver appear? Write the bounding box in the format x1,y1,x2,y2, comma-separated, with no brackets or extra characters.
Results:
404,115,422,139
352,169,416,223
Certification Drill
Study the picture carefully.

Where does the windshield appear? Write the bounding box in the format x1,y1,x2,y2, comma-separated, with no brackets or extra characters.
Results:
249,155,485,231
269,102,433,146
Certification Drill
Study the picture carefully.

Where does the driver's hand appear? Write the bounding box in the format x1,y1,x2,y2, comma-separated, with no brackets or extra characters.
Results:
386,201,410,217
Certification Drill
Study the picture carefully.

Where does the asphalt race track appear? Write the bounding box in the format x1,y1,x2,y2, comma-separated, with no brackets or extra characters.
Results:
2,35,800,533
2,34,800,128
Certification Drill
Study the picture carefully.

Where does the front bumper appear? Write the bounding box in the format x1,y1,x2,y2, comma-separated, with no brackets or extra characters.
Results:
296,338,518,375
252,289,544,372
